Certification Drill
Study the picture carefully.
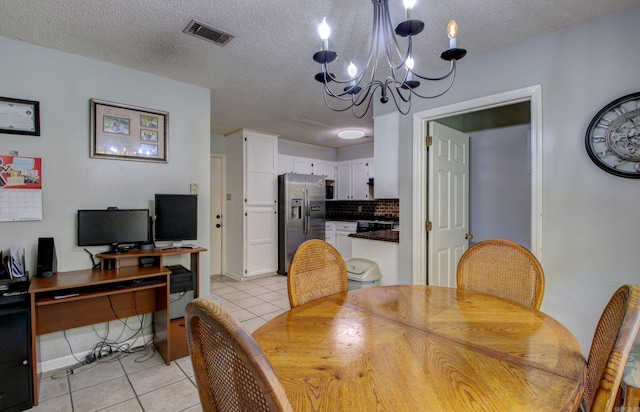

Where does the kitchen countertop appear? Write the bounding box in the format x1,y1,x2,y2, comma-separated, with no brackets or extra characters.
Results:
349,229,399,243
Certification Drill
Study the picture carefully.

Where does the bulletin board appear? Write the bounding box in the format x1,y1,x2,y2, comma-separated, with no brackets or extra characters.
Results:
0,155,42,222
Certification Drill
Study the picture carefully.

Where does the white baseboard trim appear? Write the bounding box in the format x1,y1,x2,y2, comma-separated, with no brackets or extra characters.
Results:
38,332,155,374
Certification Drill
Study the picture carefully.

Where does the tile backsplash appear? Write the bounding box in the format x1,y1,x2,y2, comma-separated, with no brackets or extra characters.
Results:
326,199,399,220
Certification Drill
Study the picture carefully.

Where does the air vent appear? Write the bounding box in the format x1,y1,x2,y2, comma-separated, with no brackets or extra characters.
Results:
183,20,234,47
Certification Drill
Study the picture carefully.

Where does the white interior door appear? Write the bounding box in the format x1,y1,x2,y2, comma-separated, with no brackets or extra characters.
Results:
428,122,470,287
210,154,225,276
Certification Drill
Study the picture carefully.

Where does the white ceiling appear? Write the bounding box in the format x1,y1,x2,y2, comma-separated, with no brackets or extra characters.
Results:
1,0,638,148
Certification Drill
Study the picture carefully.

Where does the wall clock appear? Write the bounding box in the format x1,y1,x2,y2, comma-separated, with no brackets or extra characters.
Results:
585,92,640,178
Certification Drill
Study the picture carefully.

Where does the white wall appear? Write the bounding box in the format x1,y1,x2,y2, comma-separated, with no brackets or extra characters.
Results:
0,36,211,368
278,139,336,160
470,125,531,247
384,8,640,352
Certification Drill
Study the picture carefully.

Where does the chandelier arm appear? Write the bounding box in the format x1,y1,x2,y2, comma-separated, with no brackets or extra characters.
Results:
409,68,458,99
382,0,408,70
384,82,412,115
411,60,457,82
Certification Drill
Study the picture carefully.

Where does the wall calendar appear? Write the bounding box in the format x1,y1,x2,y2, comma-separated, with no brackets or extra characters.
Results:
0,155,42,222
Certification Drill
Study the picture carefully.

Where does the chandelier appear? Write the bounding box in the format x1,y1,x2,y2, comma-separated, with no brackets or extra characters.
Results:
313,0,466,118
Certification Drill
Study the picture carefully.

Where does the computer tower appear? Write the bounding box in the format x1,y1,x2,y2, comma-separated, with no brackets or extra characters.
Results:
36,237,57,278
168,265,194,319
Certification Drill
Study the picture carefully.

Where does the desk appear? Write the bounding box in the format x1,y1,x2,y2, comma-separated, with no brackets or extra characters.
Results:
253,285,586,411
28,247,206,405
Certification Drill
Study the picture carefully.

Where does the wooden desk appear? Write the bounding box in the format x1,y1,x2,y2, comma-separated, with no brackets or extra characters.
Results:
28,247,205,405
253,285,586,411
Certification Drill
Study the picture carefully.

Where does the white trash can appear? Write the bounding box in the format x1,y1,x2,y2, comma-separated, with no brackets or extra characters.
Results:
346,258,382,290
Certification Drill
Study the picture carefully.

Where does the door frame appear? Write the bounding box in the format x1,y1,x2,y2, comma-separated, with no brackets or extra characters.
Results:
411,85,543,285
210,153,227,277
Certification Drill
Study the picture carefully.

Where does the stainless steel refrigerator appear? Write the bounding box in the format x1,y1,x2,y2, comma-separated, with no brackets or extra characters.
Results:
278,173,326,275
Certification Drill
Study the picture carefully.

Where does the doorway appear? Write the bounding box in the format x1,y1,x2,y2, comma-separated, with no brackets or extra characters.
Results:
210,154,226,276
411,86,543,285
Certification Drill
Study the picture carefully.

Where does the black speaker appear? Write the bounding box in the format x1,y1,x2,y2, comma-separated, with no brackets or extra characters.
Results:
36,237,57,278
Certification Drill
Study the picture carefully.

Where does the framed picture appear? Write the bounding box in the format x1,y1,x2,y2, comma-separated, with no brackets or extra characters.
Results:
90,99,168,162
0,96,40,136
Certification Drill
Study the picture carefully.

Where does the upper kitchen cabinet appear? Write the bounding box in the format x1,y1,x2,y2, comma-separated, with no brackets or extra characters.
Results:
337,158,373,200
277,155,336,180
293,157,313,175
226,130,278,279
374,112,399,199
313,160,336,180
278,155,294,175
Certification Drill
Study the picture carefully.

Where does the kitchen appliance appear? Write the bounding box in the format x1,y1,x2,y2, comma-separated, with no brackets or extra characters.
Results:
356,220,395,233
278,173,326,275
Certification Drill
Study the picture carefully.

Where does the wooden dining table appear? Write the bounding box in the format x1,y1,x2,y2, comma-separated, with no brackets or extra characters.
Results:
252,285,586,411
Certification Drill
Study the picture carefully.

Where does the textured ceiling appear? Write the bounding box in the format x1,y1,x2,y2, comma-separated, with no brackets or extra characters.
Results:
1,0,638,148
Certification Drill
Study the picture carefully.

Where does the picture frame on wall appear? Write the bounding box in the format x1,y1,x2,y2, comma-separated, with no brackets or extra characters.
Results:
0,96,41,136
90,98,168,163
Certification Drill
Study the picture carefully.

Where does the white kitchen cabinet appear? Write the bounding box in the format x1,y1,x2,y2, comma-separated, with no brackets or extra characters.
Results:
325,222,336,248
277,155,294,175
374,112,399,198
335,221,357,260
314,160,336,180
293,157,313,174
226,129,278,279
336,159,373,200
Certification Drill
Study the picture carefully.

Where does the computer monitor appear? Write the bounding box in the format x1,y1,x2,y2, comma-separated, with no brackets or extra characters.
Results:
154,194,198,248
77,209,150,253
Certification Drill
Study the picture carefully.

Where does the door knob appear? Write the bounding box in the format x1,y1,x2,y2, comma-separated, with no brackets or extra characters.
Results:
465,233,473,240
216,224,221,228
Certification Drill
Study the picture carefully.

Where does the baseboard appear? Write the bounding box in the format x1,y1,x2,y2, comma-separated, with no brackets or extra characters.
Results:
38,332,155,374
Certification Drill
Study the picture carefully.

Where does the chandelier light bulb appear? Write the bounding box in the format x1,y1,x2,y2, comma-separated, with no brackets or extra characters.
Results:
348,61,357,86
406,56,414,81
403,0,416,19
447,20,458,48
319,17,330,50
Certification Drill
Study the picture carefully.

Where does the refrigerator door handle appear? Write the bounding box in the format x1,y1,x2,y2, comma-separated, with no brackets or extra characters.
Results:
303,188,308,235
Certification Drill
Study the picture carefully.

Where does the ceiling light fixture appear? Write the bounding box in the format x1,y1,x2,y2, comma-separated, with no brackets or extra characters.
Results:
313,0,466,118
338,129,366,139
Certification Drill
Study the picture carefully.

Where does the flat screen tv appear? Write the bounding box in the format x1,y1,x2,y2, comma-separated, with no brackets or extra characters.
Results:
77,209,150,253
154,194,198,249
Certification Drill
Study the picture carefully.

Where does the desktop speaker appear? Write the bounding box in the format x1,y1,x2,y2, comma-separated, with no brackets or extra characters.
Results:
36,237,57,278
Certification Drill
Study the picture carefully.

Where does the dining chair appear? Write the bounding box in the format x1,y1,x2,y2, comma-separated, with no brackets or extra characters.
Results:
456,239,545,309
287,239,348,308
582,284,640,412
185,297,294,412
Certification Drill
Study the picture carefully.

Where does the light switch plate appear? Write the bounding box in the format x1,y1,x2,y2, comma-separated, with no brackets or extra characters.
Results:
190,183,199,194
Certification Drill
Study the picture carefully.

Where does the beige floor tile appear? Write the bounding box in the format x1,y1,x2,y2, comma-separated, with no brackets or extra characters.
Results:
175,356,195,377
246,301,281,317
128,362,187,396
228,308,259,322
233,295,266,308
99,398,143,412
38,373,70,401
218,301,240,312
210,285,238,296
272,296,292,309
261,309,287,321
182,403,204,412
256,290,288,302
242,317,268,333
25,393,72,412
68,359,125,392
220,290,252,301
119,348,167,375
71,376,135,412
137,379,199,412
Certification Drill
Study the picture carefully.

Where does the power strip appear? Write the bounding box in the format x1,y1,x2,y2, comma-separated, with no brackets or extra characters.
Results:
69,351,120,374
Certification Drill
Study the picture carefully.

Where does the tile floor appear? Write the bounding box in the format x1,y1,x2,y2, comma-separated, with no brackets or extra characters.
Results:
28,274,290,412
